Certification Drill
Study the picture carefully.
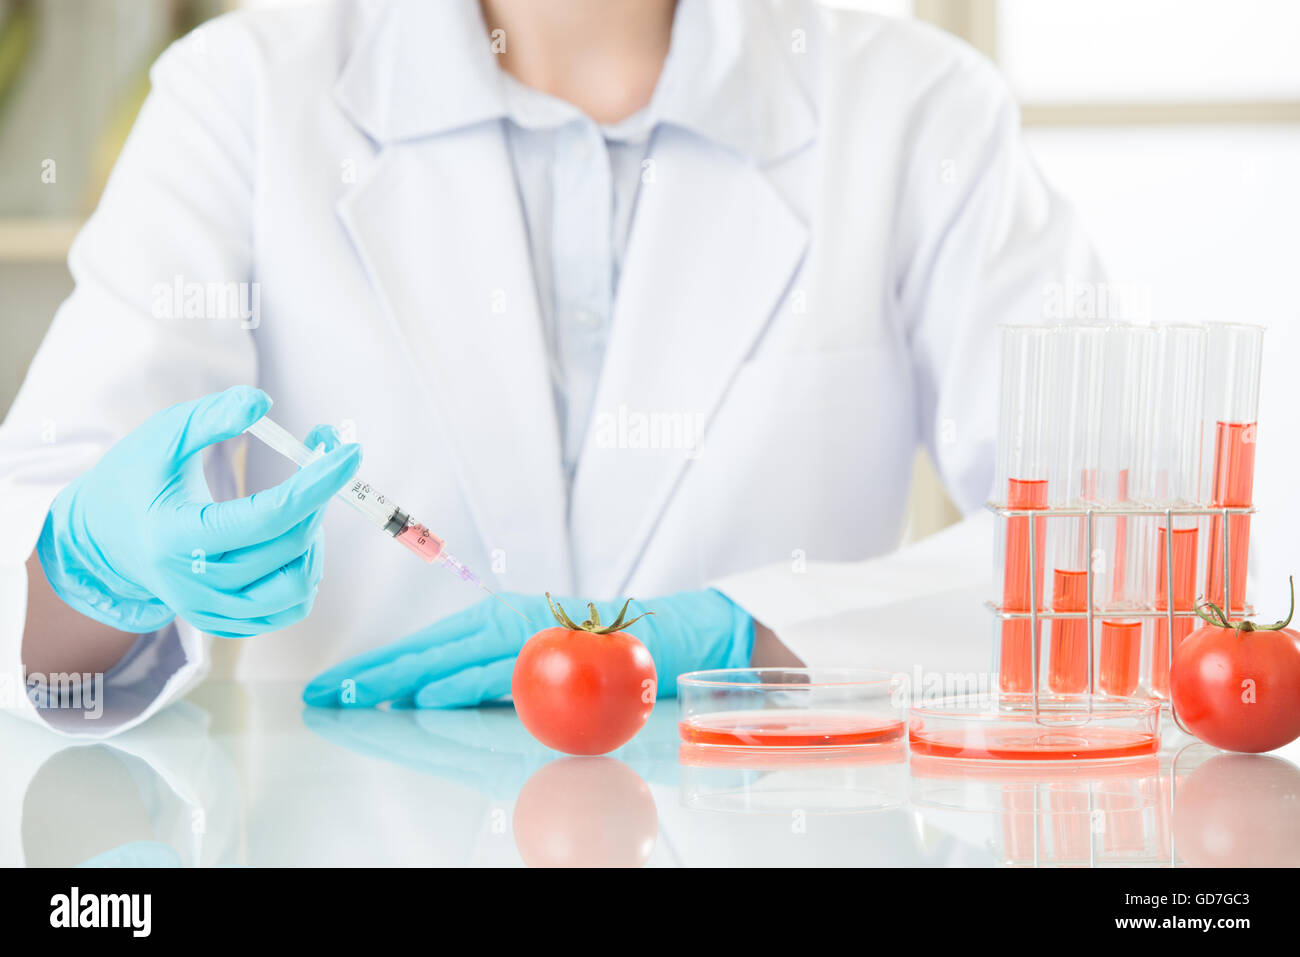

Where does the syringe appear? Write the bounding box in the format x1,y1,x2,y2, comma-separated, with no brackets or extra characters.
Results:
245,415,529,621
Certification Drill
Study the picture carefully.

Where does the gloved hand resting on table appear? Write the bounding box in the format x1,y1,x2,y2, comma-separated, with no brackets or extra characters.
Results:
37,385,360,637
302,589,755,708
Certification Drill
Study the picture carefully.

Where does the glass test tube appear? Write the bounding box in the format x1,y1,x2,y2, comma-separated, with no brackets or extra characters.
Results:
1202,323,1263,616
1146,325,1206,698
1046,325,1106,695
994,326,1056,695
1096,325,1156,697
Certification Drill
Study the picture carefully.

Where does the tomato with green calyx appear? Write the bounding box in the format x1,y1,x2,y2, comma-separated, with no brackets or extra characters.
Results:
511,594,657,756
1171,577,1300,754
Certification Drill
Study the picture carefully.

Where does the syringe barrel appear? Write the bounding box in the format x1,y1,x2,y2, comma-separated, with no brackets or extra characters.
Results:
245,415,398,529
246,416,318,469
336,477,406,529
244,413,457,572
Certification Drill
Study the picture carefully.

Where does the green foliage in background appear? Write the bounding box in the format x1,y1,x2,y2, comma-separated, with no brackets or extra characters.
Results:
0,0,36,124
87,0,209,206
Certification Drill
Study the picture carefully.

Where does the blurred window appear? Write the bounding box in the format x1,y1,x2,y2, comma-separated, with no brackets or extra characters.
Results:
998,0,1300,104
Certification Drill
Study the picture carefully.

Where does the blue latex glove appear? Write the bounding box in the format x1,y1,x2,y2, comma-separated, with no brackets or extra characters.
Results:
303,589,754,708
78,841,184,868
37,386,361,637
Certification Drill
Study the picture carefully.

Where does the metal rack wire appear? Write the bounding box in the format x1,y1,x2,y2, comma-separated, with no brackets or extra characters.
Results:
985,501,1255,720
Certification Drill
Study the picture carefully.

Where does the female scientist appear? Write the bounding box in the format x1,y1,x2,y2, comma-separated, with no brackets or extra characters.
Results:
0,0,1098,732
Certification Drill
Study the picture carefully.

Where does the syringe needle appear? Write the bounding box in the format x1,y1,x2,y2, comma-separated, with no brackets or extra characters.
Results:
481,584,533,624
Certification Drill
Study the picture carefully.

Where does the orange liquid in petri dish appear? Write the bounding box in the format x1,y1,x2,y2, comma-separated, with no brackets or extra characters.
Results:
1098,620,1142,696
678,710,905,748
908,723,1158,761
1000,479,1048,693
1151,525,1199,698
1048,569,1089,694
1205,421,1256,614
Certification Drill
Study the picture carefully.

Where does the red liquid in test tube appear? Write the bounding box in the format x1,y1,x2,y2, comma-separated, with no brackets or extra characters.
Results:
1048,569,1089,694
1199,324,1263,620
1205,421,1256,615
1150,524,1198,699
1141,323,1209,697
1099,469,1140,696
1098,620,1141,697
1095,326,1156,698
994,325,1056,696
1044,325,1106,695
999,478,1047,694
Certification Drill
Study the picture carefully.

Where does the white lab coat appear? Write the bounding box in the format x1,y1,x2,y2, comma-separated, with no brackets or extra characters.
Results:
0,0,1099,735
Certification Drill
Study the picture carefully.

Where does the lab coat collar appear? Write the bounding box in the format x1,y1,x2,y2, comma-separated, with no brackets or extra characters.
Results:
653,0,816,162
334,0,506,142
334,0,816,163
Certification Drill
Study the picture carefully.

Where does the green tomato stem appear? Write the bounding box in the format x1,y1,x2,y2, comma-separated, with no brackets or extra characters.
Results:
545,593,655,635
1192,576,1294,634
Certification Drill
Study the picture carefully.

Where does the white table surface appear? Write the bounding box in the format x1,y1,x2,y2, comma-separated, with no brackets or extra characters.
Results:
5,672,1299,868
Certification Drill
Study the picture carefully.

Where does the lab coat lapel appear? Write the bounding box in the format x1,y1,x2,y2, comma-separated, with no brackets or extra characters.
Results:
336,127,572,591
571,131,809,597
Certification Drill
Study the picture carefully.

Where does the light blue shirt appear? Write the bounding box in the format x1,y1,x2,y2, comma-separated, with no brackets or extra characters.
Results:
448,0,781,491
499,76,655,485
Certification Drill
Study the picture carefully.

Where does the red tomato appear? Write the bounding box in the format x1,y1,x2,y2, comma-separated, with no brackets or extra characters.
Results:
511,596,657,756
1170,585,1300,753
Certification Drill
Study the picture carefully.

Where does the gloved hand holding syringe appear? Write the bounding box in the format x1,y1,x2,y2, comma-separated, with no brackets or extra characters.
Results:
245,415,529,622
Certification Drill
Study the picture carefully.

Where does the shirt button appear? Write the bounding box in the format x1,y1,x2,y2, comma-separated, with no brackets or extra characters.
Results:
574,139,592,160
573,309,597,326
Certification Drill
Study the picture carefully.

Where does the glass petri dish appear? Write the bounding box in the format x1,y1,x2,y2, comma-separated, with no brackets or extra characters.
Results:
677,668,905,750
908,693,1161,762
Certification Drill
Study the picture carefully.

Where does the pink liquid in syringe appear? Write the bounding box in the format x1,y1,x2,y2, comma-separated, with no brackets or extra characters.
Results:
394,520,482,585
395,521,445,562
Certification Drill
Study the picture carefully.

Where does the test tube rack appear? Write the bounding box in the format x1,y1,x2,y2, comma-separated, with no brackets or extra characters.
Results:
904,321,1262,760
985,499,1255,717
